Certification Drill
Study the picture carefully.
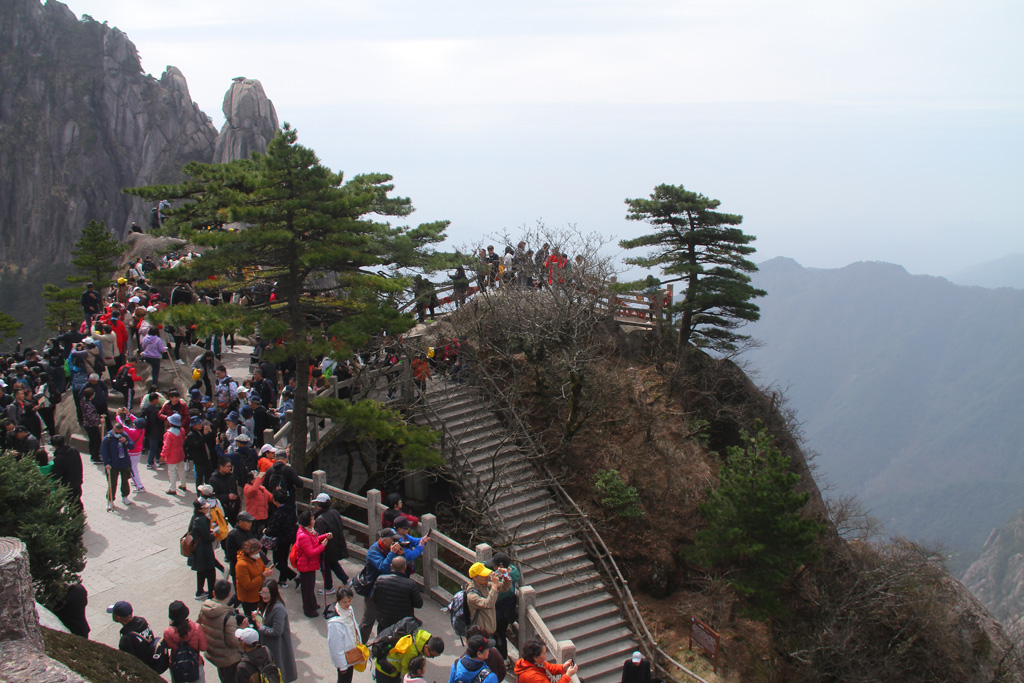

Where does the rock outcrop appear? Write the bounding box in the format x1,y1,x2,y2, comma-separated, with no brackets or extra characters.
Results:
0,537,86,682
0,0,217,274
214,77,279,163
964,510,1024,633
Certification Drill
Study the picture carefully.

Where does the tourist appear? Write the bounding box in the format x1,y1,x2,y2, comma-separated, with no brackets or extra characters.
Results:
293,508,330,618
235,538,272,617
100,418,134,512
513,639,577,683
139,327,166,386
234,627,276,682
108,601,157,668
163,600,209,683
80,386,102,463
49,434,83,510
162,412,188,495
620,651,652,683
326,587,364,683
485,552,522,658
449,634,500,683
464,562,508,641
313,493,350,595
372,556,422,633
373,624,444,683
265,489,298,587
115,410,146,493
189,499,218,600
198,580,244,682
253,579,297,682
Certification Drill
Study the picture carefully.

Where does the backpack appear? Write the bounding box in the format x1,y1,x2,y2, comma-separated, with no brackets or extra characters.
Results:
369,616,423,660
169,638,201,682
125,628,169,674
265,463,285,496
113,365,133,392
350,566,376,597
239,647,282,683
445,588,480,637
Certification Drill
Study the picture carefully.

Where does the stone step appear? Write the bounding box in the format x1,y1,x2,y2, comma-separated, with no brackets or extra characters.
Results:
555,618,633,649
543,595,617,627
572,644,638,683
517,539,585,563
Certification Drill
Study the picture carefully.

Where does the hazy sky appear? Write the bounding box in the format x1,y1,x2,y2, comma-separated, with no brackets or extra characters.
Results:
66,0,1023,276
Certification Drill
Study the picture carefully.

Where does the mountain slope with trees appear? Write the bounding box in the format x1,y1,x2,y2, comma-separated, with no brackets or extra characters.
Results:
743,257,1024,568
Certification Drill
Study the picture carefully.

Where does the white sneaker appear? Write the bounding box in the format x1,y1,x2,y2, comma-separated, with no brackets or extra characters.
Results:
106,501,114,512
317,587,336,596
175,359,185,365
122,497,132,506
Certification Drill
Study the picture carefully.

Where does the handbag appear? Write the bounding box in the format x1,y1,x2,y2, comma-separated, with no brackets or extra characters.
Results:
179,530,196,557
260,534,277,551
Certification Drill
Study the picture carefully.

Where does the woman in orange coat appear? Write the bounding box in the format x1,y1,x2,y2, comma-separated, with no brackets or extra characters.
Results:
235,538,272,616
513,638,578,683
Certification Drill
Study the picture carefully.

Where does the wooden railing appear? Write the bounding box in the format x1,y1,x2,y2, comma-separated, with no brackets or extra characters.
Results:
293,472,578,665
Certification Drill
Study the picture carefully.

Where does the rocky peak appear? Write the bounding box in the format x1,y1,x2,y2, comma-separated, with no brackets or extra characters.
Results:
963,510,1024,631
214,77,279,163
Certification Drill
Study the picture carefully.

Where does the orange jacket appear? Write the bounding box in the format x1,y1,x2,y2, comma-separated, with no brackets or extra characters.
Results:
235,551,266,604
514,659,569,683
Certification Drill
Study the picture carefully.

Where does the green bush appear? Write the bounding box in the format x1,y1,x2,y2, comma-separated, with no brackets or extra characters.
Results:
594,469,645,519
0,452,86,609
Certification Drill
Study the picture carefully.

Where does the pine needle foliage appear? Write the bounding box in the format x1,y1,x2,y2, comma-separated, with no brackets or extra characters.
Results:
689,420,824,618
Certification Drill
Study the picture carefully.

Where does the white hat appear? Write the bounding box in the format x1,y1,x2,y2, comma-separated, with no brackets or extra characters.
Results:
235,627,260,645
129,296,141,303
314,493,331,504
146,306,157,313
259,444,277,455
631,652,642,664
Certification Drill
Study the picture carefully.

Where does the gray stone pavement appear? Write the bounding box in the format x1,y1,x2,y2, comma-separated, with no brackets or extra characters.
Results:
77,343,461,682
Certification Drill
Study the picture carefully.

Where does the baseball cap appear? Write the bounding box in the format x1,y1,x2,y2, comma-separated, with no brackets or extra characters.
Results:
238,512,255,522
392,515,411,530
468,562,492,579
379,528,399,540
259,444,277,455
466,634,496,657
106,601,132,618
198,484,214,496
632,652,642,664
314,493,331,504
235,627,260,645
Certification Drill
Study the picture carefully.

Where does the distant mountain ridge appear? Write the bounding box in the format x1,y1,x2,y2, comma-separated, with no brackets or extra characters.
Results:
744,256,1024,566
946,254,1024,290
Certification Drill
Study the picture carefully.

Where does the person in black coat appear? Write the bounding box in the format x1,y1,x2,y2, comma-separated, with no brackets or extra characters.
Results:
54,583,90,638
371,556,422,632
209,456,240,526
188,499,217,599
183,420,214,492
49,435,83,510
313,494,350,593
265,489,298,586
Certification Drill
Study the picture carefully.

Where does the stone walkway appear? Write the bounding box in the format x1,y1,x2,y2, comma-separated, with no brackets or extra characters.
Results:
77,344,460,682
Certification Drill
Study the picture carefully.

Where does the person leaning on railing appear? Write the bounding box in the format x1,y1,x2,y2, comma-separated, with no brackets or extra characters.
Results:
513,639,578,683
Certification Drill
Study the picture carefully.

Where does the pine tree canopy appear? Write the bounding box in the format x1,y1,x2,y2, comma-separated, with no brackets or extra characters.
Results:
620,184,766,354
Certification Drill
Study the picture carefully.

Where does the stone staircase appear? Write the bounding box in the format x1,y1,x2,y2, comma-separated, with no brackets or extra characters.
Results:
414,381,638,683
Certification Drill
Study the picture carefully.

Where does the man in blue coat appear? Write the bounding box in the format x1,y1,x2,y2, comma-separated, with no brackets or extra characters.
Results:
358,527,400,642
101,420,135,511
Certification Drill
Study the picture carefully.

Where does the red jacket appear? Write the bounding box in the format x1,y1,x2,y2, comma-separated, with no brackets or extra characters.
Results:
161,427,186,464
293,526,327,572
244,481,274,521
159,399,190,430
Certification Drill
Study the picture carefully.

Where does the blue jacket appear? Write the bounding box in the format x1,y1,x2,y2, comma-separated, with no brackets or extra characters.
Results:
449,656,498,683
365,539,397,585
100,429,135,469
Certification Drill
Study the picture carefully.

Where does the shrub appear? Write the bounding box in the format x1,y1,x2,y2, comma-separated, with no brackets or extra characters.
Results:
0,452,86,609
594,469,645,519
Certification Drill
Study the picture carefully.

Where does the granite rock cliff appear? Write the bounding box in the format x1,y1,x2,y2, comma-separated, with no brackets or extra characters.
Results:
0,0,278,276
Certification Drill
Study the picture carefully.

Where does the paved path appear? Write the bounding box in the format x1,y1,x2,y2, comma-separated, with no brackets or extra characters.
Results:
76,344,461,682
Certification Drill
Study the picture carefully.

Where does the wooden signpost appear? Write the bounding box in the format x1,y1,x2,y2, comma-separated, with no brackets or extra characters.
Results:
688,616,721,672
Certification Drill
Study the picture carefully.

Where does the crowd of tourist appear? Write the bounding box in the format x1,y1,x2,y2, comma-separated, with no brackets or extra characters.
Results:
0,241,659,683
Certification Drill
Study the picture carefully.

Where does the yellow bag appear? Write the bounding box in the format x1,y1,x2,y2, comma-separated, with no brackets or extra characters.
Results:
192,368,202,381
427,347,435,359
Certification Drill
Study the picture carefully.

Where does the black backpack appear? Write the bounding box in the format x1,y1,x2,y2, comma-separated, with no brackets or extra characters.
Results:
446,587,481,636
113,365,133,392
169,639,201,682
369,616,423,660
125,629,169,674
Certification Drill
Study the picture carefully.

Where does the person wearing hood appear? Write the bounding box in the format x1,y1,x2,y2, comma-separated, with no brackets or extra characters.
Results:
513,638,577,683
101,418,135,512
161,411,187,495
449,635,500,683
198,579,244,681
107,601,157,667
234,626,277,683
326,586,365,683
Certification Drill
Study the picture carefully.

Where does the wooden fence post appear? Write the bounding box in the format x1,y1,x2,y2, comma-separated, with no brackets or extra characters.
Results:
312,470,327,499
366,489,382,543
518,585,537,648
420,513,437,594
474,543,492,564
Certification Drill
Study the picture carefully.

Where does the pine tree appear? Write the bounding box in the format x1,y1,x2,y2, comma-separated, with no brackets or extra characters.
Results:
42,284,83,334
68,220,127,286
0,454,86,609
127,124,448,466
689,421,825,618
0,311,22,347
620,184,766,354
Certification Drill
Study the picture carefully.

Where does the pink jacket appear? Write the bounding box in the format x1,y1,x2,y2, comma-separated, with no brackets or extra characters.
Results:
116,417,144,456
293,526,327,572
161,427,186,464
244,481,274,521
